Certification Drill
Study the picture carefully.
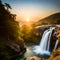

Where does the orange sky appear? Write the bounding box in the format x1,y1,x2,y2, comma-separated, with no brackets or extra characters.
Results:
3,0,60,23
15,9,60,23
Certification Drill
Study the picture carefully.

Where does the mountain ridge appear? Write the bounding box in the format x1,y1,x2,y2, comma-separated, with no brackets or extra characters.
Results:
34,12,60,26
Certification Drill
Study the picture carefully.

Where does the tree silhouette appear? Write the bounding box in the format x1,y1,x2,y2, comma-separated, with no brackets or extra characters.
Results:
0,0,2,3
0,0,26,60
4,3,12,11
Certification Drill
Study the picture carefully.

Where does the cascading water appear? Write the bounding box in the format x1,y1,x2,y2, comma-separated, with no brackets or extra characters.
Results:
32,27,58,57
53,40,58,50
18,27,58,60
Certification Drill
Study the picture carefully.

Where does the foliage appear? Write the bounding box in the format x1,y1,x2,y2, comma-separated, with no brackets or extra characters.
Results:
0,0,22,59
20,24,40,45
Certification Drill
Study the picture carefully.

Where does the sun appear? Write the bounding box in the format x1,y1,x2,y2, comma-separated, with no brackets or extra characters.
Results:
26,18,30,22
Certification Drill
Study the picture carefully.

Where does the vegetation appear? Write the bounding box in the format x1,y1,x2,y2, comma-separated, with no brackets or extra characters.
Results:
20,24,40,45
0,0,60,60
0,0,26,60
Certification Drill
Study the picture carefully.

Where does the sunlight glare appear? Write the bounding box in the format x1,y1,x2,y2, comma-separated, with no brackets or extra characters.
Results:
26,18,30,22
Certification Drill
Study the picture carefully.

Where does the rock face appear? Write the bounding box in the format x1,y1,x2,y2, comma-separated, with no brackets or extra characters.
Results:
34,25,60,35
7,39,26,52
50,29,58,51
0,39,26,60
34,25,57,36
55,27,60,49
34,25,51,36
6,38,26,59
53,55,60,60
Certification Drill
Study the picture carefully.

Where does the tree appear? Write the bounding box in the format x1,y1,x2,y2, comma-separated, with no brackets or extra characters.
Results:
0,0,26,59
0,0,2,3
4,3,12,11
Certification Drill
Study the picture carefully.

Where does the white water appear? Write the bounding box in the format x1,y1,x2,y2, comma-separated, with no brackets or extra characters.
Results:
54,40,58,50
33,27,56,56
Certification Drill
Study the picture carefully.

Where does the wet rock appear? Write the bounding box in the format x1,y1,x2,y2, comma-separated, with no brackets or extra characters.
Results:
34,25,60,36
54,27,60,49
34,25,51,36
50,29,58,51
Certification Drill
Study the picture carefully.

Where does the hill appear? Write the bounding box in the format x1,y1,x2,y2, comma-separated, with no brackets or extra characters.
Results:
33,12,60,26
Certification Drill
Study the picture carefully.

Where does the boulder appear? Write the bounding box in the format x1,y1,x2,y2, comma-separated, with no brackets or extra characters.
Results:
25,56,41,60
6,38,26,54
5,38,26,60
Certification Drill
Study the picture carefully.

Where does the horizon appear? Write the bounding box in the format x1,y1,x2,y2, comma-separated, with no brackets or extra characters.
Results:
2,0,60,23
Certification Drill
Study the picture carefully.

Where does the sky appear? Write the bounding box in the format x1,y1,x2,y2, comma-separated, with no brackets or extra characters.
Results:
2,0,60,22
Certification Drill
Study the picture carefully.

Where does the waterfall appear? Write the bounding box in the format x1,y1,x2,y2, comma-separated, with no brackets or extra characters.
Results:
39,28,53,51
54,40,58,50
32,27,57,56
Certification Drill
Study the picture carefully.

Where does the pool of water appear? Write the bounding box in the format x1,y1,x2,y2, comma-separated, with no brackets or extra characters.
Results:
16,46,35,60
18,46,50,60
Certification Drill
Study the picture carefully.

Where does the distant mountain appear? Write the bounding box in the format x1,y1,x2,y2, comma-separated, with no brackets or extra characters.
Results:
33,12,60,26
